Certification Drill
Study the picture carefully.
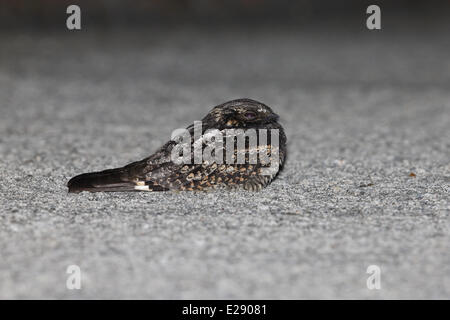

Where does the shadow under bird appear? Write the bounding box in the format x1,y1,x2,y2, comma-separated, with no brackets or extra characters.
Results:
67,98,287,193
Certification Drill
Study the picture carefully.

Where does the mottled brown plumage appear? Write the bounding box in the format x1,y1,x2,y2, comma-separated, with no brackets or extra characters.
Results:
68,98,286,193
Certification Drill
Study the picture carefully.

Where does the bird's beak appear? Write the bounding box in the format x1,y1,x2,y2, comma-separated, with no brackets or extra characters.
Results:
267,114,280,122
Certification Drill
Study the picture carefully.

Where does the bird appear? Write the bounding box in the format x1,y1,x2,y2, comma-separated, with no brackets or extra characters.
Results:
67,98,287,193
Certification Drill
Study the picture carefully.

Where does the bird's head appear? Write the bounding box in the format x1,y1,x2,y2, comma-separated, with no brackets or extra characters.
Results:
204,98,280,129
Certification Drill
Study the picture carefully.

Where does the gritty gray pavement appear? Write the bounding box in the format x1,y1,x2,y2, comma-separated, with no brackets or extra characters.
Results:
0,27,449,299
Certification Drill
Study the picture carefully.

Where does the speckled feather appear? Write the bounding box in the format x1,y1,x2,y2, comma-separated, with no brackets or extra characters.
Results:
67,99,286,193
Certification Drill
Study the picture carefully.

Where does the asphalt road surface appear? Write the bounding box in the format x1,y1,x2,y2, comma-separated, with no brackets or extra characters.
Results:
0,26,449,299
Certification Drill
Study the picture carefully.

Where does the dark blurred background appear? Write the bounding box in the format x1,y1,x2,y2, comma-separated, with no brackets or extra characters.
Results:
1,0,449,30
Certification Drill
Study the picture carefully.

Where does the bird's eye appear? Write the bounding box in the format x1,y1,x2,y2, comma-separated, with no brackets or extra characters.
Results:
244,112,257,120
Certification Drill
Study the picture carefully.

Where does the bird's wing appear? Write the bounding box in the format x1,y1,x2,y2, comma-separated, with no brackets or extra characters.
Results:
137,129,282,191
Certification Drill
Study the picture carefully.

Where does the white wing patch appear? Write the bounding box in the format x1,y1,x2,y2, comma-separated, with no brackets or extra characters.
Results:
134,185,150,191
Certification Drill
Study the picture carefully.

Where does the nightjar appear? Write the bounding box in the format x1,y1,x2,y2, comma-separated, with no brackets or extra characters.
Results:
68,98,286,193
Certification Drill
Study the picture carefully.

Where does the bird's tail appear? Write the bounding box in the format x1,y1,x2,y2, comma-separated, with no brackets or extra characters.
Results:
67,167,136,193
